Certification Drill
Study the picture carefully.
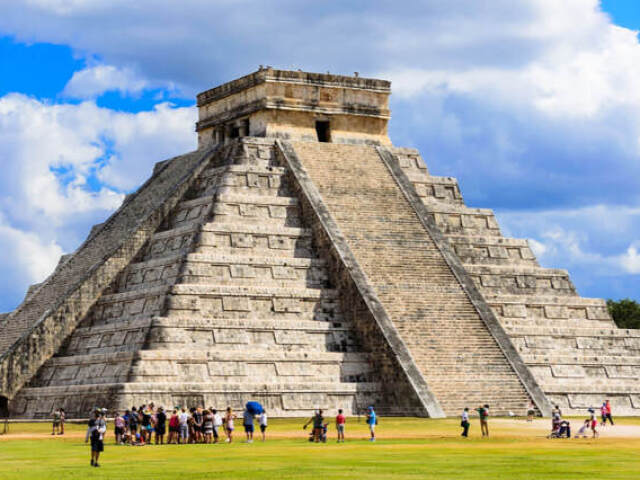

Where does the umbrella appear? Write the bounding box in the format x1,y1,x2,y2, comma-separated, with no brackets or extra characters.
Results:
245,401,264,414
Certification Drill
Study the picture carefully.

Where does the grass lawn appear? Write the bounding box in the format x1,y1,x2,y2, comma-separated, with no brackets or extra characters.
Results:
1,417,639,479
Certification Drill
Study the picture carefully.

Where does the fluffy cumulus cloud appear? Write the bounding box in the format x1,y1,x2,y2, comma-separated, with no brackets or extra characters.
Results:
63,64,151,99
0,94,196,311
0,0,639,306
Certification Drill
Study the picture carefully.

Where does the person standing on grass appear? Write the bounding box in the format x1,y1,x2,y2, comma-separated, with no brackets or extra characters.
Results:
114,411,125,444
86,410,107,467
52,408,61,435
128,406,138,445
336,409,346,443
461,408,470,437
604,400,614,426
225,407,237,443
303,409,324,443
243,408,255,443
259,409,268,442
203,409,214,444
59,408,66,435
178,407,190,444
155,406,167,444
527,403,535,422
168,409,179,444
476,404,489,437
213,409,223,443
366,406,377,442
588,408,599,438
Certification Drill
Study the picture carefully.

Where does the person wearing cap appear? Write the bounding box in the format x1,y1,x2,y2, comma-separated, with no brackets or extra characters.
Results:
86,409,107,467
366,406,377,442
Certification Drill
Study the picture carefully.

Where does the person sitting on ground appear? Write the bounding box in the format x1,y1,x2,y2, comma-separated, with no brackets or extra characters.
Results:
259,409,268,442
335,409,345,443
303,409,324,443
243,408,255,443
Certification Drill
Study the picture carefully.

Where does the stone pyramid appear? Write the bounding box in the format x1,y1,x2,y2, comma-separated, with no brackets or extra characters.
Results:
1,68,638,419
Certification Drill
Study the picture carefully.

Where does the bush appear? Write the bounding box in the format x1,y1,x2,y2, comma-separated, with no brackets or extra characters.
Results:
607,298,640,329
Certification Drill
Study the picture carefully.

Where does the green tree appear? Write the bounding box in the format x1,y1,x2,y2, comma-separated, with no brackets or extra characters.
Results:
607,298,640,329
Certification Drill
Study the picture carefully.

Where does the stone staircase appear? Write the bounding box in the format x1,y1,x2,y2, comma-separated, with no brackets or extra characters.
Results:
10,139,383,418
287,141,535,416
392,147,640,415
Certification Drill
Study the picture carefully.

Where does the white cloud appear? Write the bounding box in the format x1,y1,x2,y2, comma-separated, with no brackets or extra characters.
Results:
63,64,151,99
0,94,197,310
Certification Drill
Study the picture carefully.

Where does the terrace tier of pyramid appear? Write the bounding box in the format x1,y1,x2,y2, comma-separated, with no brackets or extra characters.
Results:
396,148,640,415
10,140,385,418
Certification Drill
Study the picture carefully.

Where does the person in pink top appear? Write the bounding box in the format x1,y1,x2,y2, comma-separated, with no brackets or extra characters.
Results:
335,409,346,443
604,399,614,425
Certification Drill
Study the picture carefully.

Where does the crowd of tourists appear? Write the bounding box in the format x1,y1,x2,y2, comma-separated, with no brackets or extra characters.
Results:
59,398,617,467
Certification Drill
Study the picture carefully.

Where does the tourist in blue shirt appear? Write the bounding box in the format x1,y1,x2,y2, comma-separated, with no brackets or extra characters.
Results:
366,406,377,442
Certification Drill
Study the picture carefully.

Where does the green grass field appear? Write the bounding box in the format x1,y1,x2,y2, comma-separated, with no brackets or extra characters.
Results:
1,417,639,479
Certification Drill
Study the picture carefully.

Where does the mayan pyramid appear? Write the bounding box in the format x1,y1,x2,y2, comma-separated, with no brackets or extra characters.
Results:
1,68,639,419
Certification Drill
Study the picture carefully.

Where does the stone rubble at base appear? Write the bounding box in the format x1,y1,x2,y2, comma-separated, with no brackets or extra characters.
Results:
0,68,638,419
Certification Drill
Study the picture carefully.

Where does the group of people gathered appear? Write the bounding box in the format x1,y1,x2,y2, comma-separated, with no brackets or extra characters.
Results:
109,402,268,447
547,400,614,439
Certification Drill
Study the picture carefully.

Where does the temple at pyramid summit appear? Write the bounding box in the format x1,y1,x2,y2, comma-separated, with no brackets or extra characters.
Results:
2,68,640,419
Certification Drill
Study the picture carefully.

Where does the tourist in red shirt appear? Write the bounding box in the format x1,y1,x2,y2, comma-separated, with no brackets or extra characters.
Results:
336,409,346,443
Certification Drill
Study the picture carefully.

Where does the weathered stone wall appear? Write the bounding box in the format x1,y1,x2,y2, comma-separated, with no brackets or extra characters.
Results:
0,147,216,403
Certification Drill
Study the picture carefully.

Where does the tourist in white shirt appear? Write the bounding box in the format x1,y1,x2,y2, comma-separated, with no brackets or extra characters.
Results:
259,410,268,442
212,409,223,444
461,407,470,437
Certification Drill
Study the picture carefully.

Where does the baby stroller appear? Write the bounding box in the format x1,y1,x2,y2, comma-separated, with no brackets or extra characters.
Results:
548,420,571,438
308,423,329,443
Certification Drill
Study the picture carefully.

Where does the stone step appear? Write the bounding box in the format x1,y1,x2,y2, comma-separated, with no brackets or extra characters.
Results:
447,235,538,266
411,176,463,205
486,294,611,322
120,252,329,293
521,354,640,365
506,326,640,338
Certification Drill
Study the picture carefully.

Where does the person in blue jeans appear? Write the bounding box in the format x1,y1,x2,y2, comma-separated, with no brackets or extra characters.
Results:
366,406,377,442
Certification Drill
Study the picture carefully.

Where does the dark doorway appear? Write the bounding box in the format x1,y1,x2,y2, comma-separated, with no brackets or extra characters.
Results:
0,396,8,418
315,121,331,142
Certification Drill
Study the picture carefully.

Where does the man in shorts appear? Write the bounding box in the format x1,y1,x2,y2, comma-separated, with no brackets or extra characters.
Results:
366,406,376,442
336,409,346,443
86,410,106,467
243,408,255,443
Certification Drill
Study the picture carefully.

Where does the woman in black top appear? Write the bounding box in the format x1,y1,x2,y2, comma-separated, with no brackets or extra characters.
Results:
155,407,167,445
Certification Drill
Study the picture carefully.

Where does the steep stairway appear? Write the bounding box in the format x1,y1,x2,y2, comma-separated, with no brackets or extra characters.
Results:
288,142,535,416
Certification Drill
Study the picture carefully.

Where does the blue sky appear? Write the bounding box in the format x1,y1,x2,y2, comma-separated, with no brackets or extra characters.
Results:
0,0,639,312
